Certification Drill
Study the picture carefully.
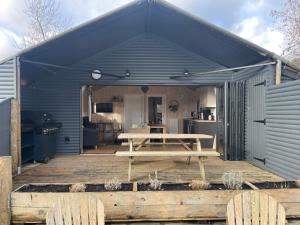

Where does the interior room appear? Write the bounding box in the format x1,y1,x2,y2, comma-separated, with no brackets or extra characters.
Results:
81,85,218,154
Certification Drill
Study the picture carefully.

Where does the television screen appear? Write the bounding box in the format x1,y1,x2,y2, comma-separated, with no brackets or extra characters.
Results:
95,103,113,113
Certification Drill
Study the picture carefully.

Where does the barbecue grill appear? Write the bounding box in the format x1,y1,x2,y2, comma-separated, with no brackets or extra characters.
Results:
21,111,62,163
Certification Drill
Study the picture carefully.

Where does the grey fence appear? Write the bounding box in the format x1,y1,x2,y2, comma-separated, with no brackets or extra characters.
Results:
0,98,11,156
266,79,300,179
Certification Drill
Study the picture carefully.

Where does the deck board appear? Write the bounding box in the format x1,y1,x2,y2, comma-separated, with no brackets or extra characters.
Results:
13,146,283,190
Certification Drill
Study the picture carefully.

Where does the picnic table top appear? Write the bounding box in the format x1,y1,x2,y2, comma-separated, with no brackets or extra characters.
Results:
118,133,213,139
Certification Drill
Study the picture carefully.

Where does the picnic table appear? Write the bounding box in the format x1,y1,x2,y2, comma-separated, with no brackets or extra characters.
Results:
116,133,220,181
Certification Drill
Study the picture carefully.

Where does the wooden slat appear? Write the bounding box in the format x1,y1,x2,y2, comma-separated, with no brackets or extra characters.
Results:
242,192,251,225
277,204,286,225
61,197,72,225
0,157,12,225
118,133,213,139
251,191,260,225
80,195,89,225
89,197,97,225
97,200,105,225
227,200,236,225
53,201,63,225
46,209,55,225
269,196,277,225
71,197,81,225
260,192,269,225
233,194,243,225
116,151,220,157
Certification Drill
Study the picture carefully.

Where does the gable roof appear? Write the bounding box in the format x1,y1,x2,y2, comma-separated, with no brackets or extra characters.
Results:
10,0,299,73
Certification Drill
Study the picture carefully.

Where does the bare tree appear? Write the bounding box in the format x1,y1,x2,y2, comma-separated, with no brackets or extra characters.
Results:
272,0,300,61
17,0,72,49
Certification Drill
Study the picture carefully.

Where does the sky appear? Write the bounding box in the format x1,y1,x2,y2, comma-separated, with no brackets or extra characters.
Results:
0,0,286,61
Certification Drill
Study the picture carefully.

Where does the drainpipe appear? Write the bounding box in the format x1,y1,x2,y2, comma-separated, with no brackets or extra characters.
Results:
275,60,282,85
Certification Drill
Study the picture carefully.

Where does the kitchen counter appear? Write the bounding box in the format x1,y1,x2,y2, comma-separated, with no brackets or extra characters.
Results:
183,118,217,148
189,119,216,123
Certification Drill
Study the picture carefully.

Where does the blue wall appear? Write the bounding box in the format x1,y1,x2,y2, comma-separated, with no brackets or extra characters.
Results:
21,33,237,154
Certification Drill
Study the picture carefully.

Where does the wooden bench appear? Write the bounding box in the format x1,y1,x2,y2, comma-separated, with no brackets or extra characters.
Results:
116,150,220,181
116,132,220,182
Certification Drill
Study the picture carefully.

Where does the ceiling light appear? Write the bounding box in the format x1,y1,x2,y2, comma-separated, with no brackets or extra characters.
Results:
183,69,190,76
125,70,131,77
91,70,102,80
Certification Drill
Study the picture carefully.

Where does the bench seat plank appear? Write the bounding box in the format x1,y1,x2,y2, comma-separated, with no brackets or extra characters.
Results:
118,133,213,140
116,151,220,157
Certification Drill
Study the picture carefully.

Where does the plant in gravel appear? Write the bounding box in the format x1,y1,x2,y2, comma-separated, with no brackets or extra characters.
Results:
104,177,122,191
69,183,87,192
280,182,290,189
148,170,162,190
190,180,210,190
222,171,243,190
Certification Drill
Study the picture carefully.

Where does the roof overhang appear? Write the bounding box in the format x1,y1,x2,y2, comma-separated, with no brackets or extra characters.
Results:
10,0,299,80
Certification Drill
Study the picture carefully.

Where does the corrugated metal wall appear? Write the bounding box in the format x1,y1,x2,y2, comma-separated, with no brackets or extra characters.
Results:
227,81,245,160
0,58,17,100
22,34,232,154
266,79,300,179
245,66,275,168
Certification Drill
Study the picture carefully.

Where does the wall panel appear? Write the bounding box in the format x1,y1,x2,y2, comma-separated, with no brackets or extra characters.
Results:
23,34,230,154
266,79,300,179
0,58,17,100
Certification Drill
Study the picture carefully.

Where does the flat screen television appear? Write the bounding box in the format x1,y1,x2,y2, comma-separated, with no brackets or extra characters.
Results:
95,103,113,113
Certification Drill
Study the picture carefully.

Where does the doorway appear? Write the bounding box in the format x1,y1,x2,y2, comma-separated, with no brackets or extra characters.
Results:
124,94,145,132
146,95,166,125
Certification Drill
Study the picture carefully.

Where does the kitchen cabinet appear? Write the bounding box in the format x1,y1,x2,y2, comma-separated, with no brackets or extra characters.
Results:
183,119,217,148
198,87,216,108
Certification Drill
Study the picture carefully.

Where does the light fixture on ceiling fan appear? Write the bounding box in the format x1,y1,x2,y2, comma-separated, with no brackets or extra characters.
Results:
91,70,102,80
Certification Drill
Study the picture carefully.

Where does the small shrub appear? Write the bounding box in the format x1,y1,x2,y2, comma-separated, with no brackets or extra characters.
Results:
280,182,289,189
190,180,210,190
104,177,122,191
69,183,86,192
222,171,243,190
148,170,162,190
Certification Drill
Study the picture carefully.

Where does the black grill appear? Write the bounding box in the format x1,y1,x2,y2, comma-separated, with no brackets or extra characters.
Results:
21,111,62,163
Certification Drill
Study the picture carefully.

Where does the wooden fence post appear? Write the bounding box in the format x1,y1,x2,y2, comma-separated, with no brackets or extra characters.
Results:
10,99,21,175
0,156,12,225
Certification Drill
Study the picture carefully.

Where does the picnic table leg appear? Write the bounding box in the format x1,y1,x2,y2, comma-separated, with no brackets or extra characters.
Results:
196,138,202,152
129,138,134,152
135,138,149,151
186,139,194,165
128,156,133,182
129,138,135,164
198,157,206,180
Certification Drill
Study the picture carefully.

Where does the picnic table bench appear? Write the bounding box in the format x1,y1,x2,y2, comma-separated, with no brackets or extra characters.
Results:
116,133,220,181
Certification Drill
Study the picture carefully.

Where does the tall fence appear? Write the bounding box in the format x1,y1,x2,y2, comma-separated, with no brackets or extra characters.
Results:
0,98,20,174
266,79,300,179
0,99,11,156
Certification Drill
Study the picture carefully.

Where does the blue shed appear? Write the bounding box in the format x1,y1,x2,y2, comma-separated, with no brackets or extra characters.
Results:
1,0,300,179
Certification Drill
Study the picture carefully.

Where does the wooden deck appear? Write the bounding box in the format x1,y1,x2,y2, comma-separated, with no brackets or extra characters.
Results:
13,146,283,189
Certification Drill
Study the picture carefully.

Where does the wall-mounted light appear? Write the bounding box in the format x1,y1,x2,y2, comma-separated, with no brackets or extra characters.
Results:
91,70,102,80
183,69,190,76
125,69,131,77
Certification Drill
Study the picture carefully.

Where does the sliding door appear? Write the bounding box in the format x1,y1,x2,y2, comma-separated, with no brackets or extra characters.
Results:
217,81,245,160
